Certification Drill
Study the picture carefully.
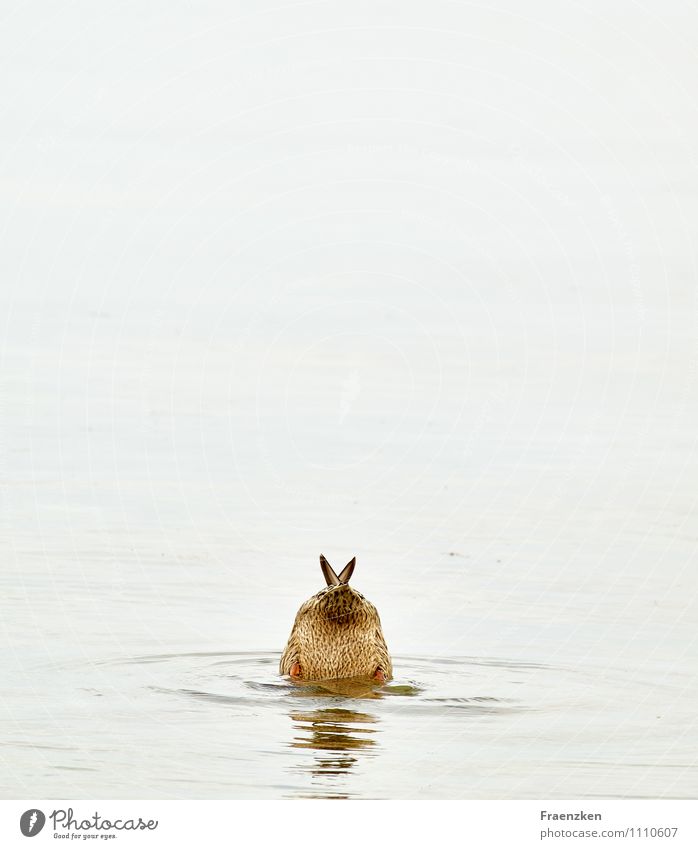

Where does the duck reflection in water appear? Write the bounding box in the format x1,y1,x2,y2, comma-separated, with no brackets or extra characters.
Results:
289,695,379,793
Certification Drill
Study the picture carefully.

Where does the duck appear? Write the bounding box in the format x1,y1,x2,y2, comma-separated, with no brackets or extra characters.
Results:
279,554,392,683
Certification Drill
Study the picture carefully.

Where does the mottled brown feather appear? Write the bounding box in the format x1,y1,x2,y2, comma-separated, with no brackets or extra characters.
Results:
279,581,392,681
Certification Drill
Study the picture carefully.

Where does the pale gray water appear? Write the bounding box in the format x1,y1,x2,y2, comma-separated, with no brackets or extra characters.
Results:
2,1,698,799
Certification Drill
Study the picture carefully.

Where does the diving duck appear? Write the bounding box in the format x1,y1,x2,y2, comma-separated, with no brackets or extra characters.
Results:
279,555,392,683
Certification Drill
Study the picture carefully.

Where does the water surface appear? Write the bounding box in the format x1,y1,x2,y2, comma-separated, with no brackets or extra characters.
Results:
1,0,697,800
3,646,695,798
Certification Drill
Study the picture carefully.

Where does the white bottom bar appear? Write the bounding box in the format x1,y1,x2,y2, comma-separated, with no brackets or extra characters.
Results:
2,800,697,848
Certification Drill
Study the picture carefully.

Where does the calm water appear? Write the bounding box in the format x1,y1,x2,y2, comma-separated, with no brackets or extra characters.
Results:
2,1,698,799
5,647,696,799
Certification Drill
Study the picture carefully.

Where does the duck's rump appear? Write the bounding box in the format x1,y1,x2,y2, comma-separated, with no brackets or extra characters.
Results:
279,585,392,681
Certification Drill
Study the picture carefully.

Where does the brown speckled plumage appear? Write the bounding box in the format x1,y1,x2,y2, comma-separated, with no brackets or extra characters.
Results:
279,556,392,681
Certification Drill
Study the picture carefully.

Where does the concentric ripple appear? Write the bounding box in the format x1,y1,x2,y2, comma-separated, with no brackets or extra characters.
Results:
114,650,541,717
9,650,691,799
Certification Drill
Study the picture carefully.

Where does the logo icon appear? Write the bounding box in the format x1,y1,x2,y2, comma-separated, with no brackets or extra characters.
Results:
20,809,46,837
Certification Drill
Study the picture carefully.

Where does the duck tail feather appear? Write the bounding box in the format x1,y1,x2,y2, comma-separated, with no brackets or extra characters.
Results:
338,557,356,584
319,553,340,586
